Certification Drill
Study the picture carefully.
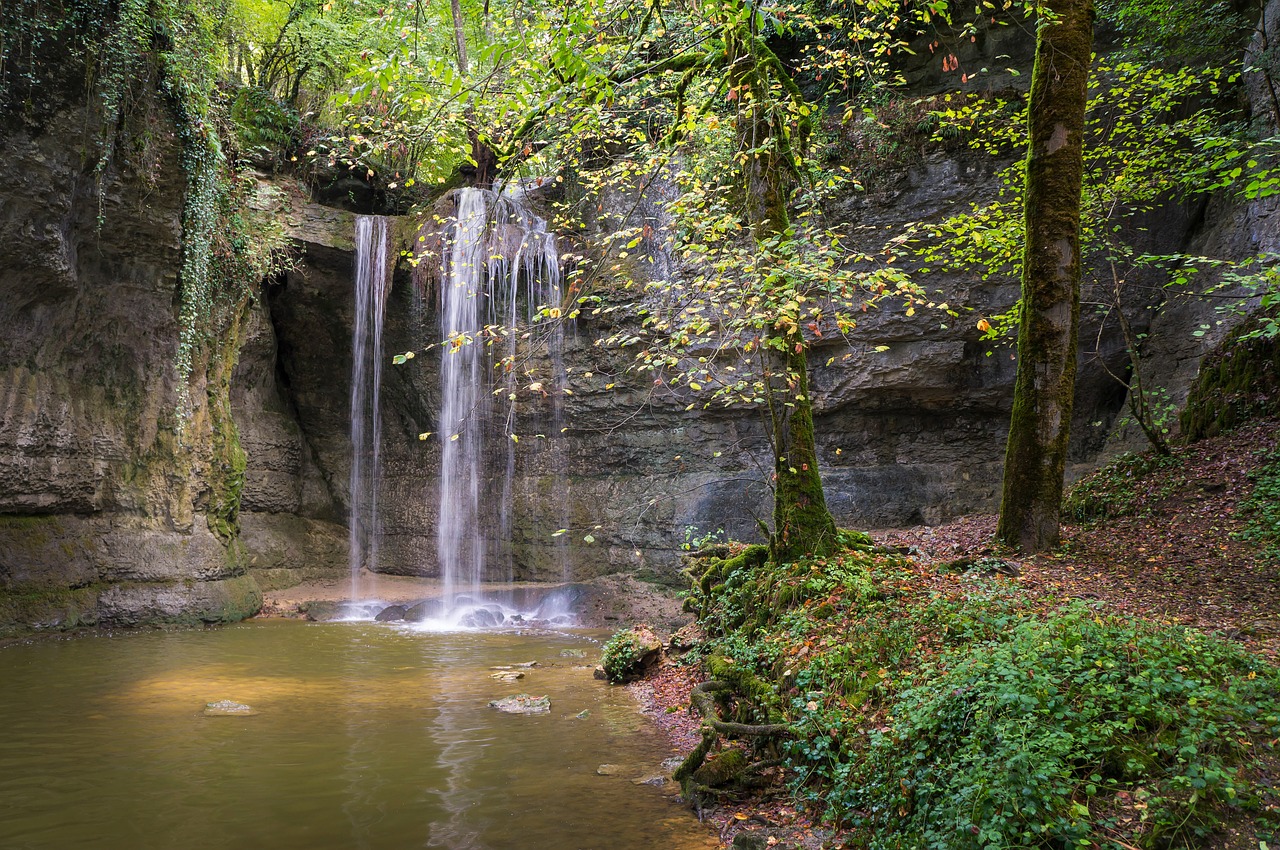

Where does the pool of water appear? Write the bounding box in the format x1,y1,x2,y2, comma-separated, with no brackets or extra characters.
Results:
0,620,716,850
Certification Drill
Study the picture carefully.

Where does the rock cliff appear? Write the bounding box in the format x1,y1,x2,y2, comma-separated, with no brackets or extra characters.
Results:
2,10,1277,633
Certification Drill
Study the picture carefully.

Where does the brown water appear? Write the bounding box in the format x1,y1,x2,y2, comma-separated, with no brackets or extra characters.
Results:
0,620,717,850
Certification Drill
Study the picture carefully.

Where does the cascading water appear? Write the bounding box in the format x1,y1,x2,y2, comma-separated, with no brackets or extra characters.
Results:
437,191,489,607
433,187,567,625
349,215,391,602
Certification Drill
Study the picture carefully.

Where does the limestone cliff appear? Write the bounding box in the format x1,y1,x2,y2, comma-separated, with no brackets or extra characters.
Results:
2,7,1278,634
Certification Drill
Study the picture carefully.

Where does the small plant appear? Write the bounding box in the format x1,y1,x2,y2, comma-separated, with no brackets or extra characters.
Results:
681,525,726,551
853,606,1279,850
600,626,662,684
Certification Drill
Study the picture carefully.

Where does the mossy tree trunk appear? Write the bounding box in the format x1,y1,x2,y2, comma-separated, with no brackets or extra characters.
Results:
726,30,837,562
996,0,1095,553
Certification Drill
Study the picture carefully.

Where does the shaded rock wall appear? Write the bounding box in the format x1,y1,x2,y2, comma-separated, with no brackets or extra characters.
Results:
0,90,270,632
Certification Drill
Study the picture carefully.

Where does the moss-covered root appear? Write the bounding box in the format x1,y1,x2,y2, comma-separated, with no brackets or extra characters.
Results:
706,654,784,721
674,678,792,808
683,544,768,617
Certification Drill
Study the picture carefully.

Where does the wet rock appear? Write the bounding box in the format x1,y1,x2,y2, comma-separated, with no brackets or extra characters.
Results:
464,609,502,628
303,601,347,622
600,625,663,683
575,709,591,719
374,604,407,622
730,832,769,850
632,774,668,786
489,671,524,682
203,700,257,717
488,694,550,714
403,602,431,622
559,648,587,658
668,623,705,653
596,764,624,776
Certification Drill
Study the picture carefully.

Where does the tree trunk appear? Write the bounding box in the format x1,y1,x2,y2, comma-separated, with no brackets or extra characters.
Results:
769,334,837,561
727,32,837,561
996,0,1095,553
450,0,469,74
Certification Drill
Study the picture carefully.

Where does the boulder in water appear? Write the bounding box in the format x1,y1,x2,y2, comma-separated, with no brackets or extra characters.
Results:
203,700,256,716
403,602,432,622
488,694,550,714
374,605,407,622
463,608,502,628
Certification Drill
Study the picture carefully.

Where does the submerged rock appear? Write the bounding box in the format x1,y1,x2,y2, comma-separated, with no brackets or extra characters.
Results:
632,774,668,787
489,671,525,682
559,648,587,658
203,700,256,716
488,694,550,714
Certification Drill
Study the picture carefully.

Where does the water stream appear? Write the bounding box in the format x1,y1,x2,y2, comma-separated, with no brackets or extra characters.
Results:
435,188,568,623
349,215,391,600
0,621,715,850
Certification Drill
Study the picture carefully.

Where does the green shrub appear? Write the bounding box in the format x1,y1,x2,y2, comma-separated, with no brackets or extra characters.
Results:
600,626,661,684
229,86,299,168
850,606,1278,850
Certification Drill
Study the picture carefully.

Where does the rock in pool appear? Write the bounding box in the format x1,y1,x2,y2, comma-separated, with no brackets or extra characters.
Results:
203,700,256,716
488,694,550,714
489,670,525,682
374,604,408,622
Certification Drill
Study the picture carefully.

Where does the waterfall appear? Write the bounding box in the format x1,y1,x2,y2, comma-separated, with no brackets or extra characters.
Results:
436,187,565,617
349,215,391,601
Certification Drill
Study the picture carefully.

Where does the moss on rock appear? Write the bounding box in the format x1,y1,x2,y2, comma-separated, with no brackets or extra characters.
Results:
1181,314,1280,441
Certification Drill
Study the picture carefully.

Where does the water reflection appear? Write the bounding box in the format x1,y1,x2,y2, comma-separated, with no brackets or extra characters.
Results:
0,621,715,850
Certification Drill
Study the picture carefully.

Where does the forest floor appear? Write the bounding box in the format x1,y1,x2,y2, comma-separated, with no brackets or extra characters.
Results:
631,418,1280,850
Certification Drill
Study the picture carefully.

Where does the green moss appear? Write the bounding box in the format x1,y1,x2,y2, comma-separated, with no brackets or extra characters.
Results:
691,748,748,788
0,514,63,548
0,585,102,637
204,574,262,623
708,654,782,720
205,301,250,540
1181,314,1280,441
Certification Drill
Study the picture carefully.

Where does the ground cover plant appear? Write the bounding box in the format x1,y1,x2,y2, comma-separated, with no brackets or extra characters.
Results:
664,478,1280,849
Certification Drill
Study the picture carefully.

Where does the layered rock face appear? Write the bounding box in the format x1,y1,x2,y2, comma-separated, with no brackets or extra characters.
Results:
0,95,267,630
3,13,1278,632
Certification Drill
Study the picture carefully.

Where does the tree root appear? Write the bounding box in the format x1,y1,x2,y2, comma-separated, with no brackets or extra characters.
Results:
674,679,793,810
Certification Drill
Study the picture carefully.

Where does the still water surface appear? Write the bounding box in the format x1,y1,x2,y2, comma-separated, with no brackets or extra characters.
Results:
0,620,716,850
